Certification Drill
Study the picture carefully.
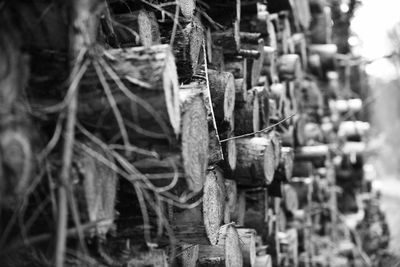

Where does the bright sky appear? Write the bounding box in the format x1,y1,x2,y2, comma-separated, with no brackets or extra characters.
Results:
351,0,400,78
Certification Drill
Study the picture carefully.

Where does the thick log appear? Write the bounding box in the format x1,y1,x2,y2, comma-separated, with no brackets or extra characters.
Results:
234,137,275,186
237,228,257,267
173,169,225,245
78,45,181,141
224,179,238,224
73,140,117,237
203,168,226,245
179,90,210,191
207,70,236,127
198,224,243,267
160,18,204,82
114,9,161,47
234,89,260,136
180,82,222,167
126,249,168,267
277,54,303,81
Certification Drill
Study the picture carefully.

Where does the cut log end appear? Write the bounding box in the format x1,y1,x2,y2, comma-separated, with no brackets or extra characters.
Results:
219,225,244,267
203,169,226,245
181,93,209,192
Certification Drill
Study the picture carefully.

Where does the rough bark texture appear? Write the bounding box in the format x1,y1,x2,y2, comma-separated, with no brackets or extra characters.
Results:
234,137,275,186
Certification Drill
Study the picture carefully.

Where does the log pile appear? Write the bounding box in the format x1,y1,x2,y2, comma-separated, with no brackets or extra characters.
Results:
0,0,378,267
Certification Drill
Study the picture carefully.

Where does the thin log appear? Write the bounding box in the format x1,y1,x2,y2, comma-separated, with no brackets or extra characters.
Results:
114,9,161,47
276,147,294,182
292,161,314,178
277,54,303,81
262,46,278,83
294,145,330,162
234,137,275,186
234,89,260,136
293,114,308,147
235,78,248,104
254,86,270,129
237,228,257,267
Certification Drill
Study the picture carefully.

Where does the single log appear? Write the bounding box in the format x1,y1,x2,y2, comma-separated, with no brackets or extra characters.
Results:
237,228,257,267
207,70,236,125
277,54,303,81
277,147,294,182
78,45,181,140
280,125,295,148
294,145,330,162
242,38,265,87
269,83,285,120
235,78,248,104
262,46,279,83
173,169,225,245
180,82,222,167
267,131,281,169
178,0,196,19
293,114,308,147
234,137,275,186
203,168,226,245
159,17,204,82
212,28,241,54
198,224,243,267
224,179,238,224
73,140,117,237
178,244,199,267
308,44,337,72
309,5,332,44
296,79,324,117
254,255,272,267
114,9,161,47
225,57,248,81
180,90,210,191
234,89,260,136
254,86,270,129
292,161,314,178
282,184,299,215
236,191,247,226
126,249,168,267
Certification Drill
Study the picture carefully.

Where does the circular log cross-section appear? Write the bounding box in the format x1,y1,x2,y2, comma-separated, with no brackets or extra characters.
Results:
234,137,275,185
203,168,226,245
181,93,209,192
279,147,294,182
235,89,260,136
178,0,196,19
219,225,244,267
208,69,236,124
277,54,302,81
282,184,299,215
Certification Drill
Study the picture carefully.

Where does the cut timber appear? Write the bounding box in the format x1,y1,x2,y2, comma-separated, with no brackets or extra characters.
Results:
269,83,286,120
79,45,181,140
235,78,248,104
277,54,303,81
242,37,265,87
179,90,209,191
262,46,278,83
276,147,294,182
73,140,117,236
180,82,222,167
224,179,238,224
212,28,241,54
198,224,243,267
126,249,168,267
173,169,225,245
114,10,161,47
234,137,275,186
282,184,299,215
234,89,260,136
203,168,226,245
207,70,236,126
330,99,363,114
225,57,248,81
309,44,337,72
292,161,314,178
178,0,196,19
255,255,272,267
178,244,199,267
159,17,204,82
293,114,308,147
254,86,270,129
237,228,257,267
295,145,330,162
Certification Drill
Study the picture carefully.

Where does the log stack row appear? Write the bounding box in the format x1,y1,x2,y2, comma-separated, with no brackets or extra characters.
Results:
0,0,372,266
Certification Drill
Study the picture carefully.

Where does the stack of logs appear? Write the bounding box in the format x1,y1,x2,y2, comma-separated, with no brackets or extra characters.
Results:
0,0,371,266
